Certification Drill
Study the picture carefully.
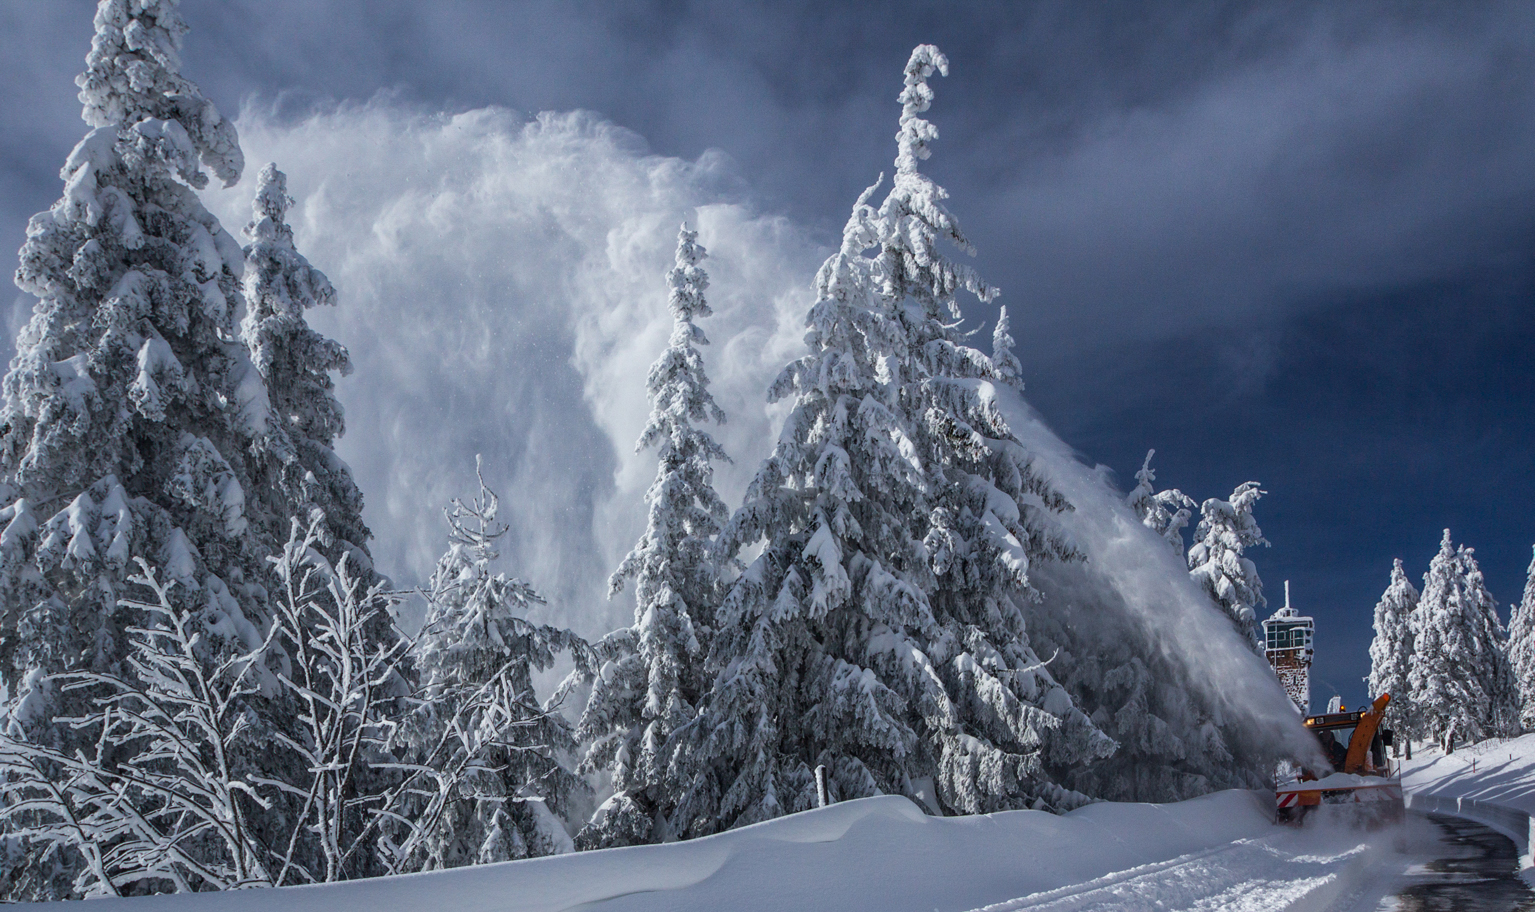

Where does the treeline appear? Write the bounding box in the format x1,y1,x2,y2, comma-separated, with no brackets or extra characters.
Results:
1367,530,1535,749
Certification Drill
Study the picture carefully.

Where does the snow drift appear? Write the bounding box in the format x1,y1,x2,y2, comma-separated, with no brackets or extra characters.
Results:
33,790,1301,912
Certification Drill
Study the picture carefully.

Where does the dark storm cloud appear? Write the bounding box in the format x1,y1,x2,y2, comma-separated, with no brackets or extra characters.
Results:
9,2,1534,354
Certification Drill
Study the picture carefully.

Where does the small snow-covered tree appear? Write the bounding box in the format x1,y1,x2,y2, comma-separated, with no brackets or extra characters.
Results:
1366,558,1419,740
1126,450,1195,557
1187,483,1268,650
396,465,591,870
991,306,1022,390
1408,530,1518,745
664,45,1110,839
1508,546,1535,733
240,163,370,568
257,520,408,885
575,225,728,849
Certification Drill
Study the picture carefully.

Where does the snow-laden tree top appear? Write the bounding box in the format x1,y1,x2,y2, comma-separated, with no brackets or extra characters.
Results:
882,44,994,321
1126,449,1195,558
1188,482,1268,650
991,306,1023,391
78,0,242,188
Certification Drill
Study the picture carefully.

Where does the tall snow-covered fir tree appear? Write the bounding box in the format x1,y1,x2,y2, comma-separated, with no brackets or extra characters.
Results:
1508,546,1535,733
239,163,370,569
575,225,728,849
0,0,276,752
1187,483,1268,650
0,3,277,897
663,45,1112,839
0,6,396,899
401,467,591,868
1126,450,1195,558
1407,529,1518,745
1366,558,1419,739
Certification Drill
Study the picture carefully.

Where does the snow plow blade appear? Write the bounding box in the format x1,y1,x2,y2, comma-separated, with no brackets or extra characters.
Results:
1275,775,1405,827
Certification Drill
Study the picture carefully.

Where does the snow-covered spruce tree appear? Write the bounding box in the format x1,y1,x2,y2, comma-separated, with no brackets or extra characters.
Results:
876,46,1110,812
1125,450,1196,558
575,225,728,849
239,163,370,569
1408,530,1519,745
396,465,592,870
1366,558,1419,740
664,45,1111,838
0,3,279,898
990,305,1023,391
1508,546,1535,733
1187,483,1268,650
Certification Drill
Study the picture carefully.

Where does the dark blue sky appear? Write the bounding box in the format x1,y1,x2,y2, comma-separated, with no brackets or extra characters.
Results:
2,0,1533,709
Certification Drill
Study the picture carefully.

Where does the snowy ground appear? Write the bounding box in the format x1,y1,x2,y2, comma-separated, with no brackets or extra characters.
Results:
1400,732,1535,817
20,739,1535,911
14,791,1425,912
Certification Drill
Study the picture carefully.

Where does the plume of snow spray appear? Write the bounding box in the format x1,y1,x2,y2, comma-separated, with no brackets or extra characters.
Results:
205,97,1319,765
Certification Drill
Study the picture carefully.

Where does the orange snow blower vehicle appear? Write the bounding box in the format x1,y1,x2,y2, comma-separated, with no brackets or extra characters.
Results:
1275,693,1405,826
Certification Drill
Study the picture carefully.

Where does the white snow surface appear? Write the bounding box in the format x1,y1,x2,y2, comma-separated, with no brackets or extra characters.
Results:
1401,732,1535,817
10,790,1405,912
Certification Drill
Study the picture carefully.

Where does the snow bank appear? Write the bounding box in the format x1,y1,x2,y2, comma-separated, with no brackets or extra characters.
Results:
1402,733,1535,815
30,792,1281,912
1401,733,1535,882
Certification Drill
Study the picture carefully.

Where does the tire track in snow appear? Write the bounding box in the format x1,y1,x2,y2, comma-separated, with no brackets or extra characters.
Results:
965,832,1379,912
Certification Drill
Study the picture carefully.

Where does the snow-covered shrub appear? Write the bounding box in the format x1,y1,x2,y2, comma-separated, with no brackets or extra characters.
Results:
256,519,409,884
0,562,275,897
0,519,409,897
388,464,592,870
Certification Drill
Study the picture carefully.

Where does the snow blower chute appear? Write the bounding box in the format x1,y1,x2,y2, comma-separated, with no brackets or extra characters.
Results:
1275,693,1404,826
